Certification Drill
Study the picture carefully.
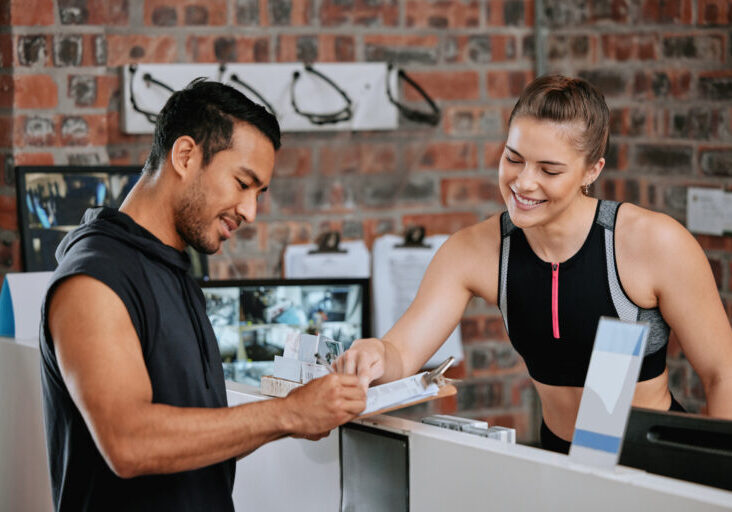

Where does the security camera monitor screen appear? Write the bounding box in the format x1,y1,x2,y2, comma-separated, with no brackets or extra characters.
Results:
15,166,208,278
201,278,370,386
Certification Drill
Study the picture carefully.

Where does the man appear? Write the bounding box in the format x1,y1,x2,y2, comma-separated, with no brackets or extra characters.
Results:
40,80,366,511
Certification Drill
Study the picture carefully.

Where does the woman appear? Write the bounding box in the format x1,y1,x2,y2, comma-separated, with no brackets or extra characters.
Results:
335,75,732,453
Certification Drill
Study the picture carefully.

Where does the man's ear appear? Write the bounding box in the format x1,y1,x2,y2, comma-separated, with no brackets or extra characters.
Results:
169,136,202,179
584,157,605,190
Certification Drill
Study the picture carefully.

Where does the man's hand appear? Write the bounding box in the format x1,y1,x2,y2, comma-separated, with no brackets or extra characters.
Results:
283,374,366,437
333,338,386,390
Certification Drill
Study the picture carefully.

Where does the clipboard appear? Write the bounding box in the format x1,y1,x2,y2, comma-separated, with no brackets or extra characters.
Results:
284,231,370,278
358,382,457,418
372,229,464,368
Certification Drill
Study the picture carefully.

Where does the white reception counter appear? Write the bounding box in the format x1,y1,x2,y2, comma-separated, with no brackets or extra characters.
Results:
2,337,731,511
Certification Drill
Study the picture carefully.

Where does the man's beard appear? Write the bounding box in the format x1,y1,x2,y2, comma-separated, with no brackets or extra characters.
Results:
173,183,219,255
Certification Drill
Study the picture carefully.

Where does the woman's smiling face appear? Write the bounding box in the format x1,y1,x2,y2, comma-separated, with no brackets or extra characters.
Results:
498,116,603,229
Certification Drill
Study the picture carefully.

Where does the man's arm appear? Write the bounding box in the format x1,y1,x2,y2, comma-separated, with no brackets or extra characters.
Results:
49,275,365,479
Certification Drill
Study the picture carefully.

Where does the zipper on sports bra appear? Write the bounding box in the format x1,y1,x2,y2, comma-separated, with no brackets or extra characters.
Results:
551,262,560,339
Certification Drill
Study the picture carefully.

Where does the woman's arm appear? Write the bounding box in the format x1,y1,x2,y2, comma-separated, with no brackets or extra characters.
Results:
335,216,502,386
619,205,732,418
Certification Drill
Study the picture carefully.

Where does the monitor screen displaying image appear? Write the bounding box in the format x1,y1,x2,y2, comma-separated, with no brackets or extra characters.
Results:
15,166,208,278
201,278,370,386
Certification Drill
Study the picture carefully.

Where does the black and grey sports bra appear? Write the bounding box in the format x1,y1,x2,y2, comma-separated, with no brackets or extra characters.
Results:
497,200,670,387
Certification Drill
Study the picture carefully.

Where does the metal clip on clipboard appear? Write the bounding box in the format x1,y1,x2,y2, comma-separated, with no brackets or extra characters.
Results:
421,356,454,388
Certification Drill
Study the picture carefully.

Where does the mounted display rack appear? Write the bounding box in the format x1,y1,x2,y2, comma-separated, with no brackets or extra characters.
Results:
122,62,427,134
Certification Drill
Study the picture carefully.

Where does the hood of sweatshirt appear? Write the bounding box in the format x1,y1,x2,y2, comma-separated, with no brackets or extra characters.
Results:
56,206,214,388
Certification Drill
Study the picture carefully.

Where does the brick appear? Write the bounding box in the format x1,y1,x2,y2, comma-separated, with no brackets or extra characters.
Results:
729,262,732,292
409,141,478,171
16,116,57,147
699,71,732,100
185,36,270,63
364,35,439,65
319,0,398,27
486,70,534,98
53,35,83,67
267,221,313,246
0,35,12,68
695,234,732,252
641,0,692,24
485,0,534,26
144,0,226,26
109,148,131,165
667,107,726,140
94,35,107,66
268,0,312,25
12,152,54,165
59,114,107,146
441,178,502,207
269,178,307,214
402,71,479,102
577,69,626,97
0,194,16,231
0,117,11,148
107,35,177,66
402,212,479,236
10,0,54,25
601,33,658,61
0,238,21,271
542,0,590,28
319,144,396,175
406,0,480,28
0,76,11,108
709,258,723,290
362,218,396,248
58,0,129,25
231,223,267,252
456,380,504,409
106,112,151,146
443,106,506,137
484,141,504,167
698,0,732,25
633,144,693,174
236,0,259,25
662,34,725,61
16,35,50,67
548,34,595,62
0,1,8,25
632,70,691,99
276,34,355,62
68,74,118,109
446,35,518,64
14,75,57,109
274,146,312,177
699,148,732,177
359,175,435,208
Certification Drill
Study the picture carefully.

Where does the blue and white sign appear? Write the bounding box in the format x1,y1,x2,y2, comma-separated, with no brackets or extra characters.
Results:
569,317,649,468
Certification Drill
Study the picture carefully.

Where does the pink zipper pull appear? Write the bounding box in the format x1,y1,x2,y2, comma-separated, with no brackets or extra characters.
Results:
551,263,560,339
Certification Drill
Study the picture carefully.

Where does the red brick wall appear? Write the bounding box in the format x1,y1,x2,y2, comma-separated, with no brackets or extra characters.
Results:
1,0,730,444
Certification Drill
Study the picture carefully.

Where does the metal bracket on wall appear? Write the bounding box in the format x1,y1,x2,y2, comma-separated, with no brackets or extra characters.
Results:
122,62,399,134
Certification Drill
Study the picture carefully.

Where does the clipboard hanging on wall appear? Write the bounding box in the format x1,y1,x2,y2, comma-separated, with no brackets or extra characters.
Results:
372,227,464,368
284,231,371,279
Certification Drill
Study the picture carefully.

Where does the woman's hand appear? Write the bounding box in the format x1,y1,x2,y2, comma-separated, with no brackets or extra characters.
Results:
333,338,387,390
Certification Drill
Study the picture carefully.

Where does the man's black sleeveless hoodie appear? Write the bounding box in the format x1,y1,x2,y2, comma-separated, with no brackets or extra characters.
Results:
39,207,235,511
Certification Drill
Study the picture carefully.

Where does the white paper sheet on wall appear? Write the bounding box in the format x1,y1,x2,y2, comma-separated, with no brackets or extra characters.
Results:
372,234,464,368
283,240,371,278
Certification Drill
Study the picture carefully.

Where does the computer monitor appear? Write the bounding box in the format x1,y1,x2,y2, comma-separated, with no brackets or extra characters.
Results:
200,278,370,386
15,165,208,278
618,407,732,491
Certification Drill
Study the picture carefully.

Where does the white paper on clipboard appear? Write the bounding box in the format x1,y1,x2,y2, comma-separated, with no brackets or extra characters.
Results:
284,240,371,278
372,234,464,368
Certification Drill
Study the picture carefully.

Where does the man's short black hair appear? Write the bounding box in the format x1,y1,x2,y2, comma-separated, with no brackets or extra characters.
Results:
143,78,281,174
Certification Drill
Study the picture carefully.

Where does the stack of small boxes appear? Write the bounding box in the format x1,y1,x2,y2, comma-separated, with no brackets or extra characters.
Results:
421,415,516,443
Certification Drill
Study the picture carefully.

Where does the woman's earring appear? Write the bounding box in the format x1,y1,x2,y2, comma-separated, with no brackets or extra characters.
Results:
582,183,590,195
